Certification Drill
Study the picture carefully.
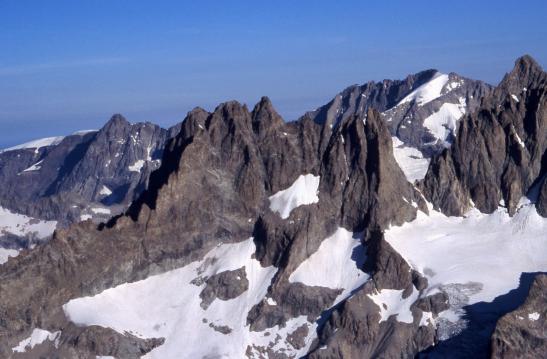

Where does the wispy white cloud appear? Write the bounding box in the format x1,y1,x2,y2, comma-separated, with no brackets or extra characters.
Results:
0,57,129,76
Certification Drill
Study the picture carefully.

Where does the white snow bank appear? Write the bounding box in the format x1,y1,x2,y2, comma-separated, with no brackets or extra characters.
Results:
422,100,466,143
289,227,368,304
12,328,61,353
528,312,540,321
392,137,430,182
0,206,57,239
385,201,547,308
367,288,419,324
128,159,145,173
63,238,317,359
269,174,320,219
1,136,65,153
99,186,112,196
22,160,44,172
91,207,111,215
0,247,19,265
399,73,449,107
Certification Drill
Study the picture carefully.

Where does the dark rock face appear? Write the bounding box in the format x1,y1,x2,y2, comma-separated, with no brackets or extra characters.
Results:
306,69,491,156
491,274,547,358
0,115,172,246
421,55,547,217
198,267,249,309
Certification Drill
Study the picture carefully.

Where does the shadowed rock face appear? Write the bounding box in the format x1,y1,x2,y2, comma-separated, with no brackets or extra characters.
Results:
421,55,547,217
0,115,172,231
491,274,547,358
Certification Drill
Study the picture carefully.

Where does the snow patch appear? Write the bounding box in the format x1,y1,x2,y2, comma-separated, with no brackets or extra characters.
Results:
99,186,112,196
422,101,466,143
0,247,19,265
12,328,61,353
288,228,368,304
129,159,145,173
528,312,540,321
392,137,430,182
399,73,449,107
22,160,44,172
368,288,418,324
288,228,368,305
80,214,92,221
91,208,111,215
269,174,320,219
511,94,520,103
0,206,57,239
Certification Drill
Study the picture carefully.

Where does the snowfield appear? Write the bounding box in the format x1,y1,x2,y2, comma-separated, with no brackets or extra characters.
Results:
422,100,466,144
391,137,430,182
0,206,57,241
62,227,370,358
63,238,321,358
399,72,449,107
269,174,320,219
385,200,547,319
0,247,19,265
289,227,369,304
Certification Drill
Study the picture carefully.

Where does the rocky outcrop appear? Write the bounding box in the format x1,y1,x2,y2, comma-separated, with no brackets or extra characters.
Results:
421,55,547,217
0,115,170,228
198,267,249,309
491,274,547,358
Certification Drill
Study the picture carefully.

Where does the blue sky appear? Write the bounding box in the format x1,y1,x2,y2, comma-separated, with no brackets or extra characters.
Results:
1,0,546,148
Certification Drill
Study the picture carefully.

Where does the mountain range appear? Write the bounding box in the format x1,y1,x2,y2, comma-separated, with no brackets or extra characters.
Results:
0,55,545,359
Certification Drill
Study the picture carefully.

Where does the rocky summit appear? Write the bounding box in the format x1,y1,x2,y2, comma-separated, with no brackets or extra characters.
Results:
0,55,545,359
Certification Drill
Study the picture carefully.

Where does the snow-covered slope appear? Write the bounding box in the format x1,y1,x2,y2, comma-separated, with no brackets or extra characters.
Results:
391,137,430,182
288,227,369,304
385,199,547,327
0,206,57,239
269,174,320,219
62,238,318,358
399,72,450,107
0,136,65,154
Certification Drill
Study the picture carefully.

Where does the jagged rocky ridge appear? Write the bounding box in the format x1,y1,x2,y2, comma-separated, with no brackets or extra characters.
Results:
307,69,491,156
0,55,545,358
0,115,177,248
421,55,547,216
